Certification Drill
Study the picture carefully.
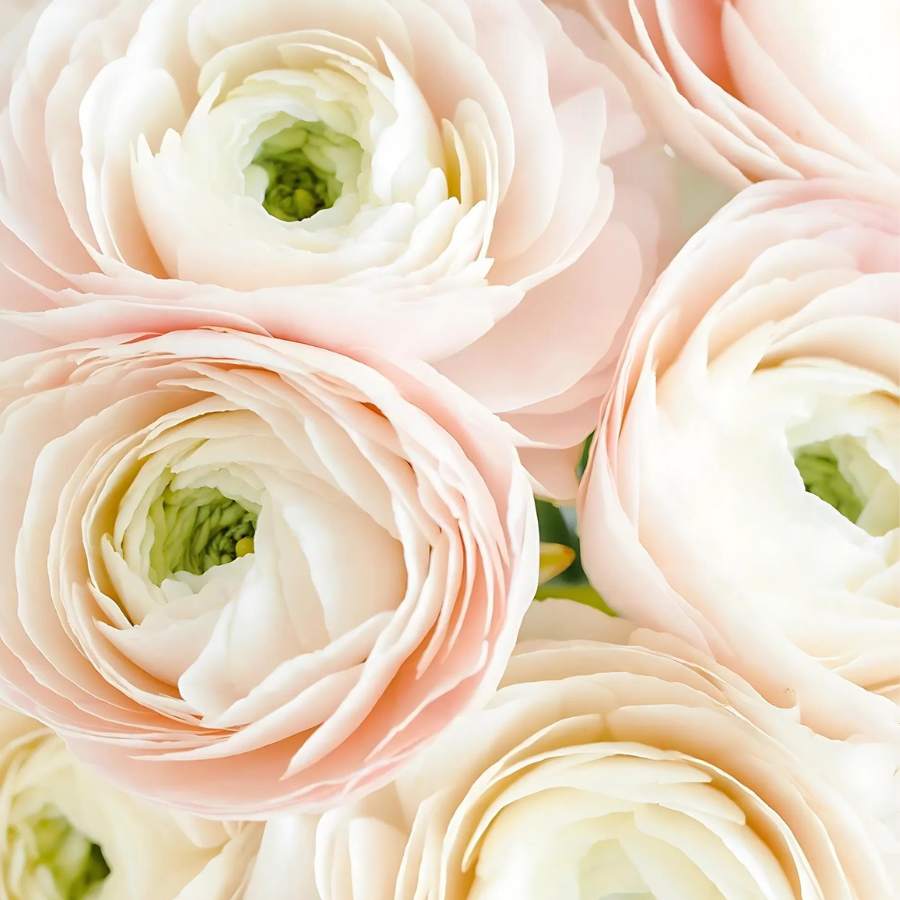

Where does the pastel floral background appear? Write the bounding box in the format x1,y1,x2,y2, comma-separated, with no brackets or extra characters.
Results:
0,1,895,898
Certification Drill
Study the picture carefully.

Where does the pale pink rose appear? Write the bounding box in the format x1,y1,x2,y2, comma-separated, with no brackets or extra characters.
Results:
241,601,900,899
580,179,900,736
588,0,900,188
0,329,537,817
0,0,677,498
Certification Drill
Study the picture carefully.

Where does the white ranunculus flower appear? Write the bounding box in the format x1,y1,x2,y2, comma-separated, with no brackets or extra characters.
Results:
0,707,260,900
242,601,900,900
580,178,900,729
0,0,680,496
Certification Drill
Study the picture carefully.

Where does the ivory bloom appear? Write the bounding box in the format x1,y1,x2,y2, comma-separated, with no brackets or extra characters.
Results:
0,329,536,817
588,0,900,187
0,0,676,496
580,179,900,733
0,707,260,900
244,600,900,900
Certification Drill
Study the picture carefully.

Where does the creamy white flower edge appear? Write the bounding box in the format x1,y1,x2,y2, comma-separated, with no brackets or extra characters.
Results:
0,329,537,817
243,600,900,900
580,178,900,735
0,707,260,900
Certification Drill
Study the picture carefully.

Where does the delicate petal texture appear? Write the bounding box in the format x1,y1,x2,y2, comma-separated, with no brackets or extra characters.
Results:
0,0,34,35
0,706,261,900
0,0,677,495
242,601,900,900
0,329,537,817
580,179,900,736
587,0,900,188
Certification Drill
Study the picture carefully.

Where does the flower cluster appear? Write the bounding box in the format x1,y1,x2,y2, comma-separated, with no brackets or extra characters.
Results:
0,0,895,898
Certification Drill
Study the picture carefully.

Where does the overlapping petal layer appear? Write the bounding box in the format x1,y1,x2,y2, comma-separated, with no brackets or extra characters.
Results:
580,179,900,732
0,0,677,496
244,601,900,900
0,329,537,817
0,707,261,900
588,0,900,187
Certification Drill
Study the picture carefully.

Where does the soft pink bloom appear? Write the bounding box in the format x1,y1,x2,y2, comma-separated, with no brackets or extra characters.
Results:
0,0,677,498
579,179,900,735
588,0,900,188
0,329,537,817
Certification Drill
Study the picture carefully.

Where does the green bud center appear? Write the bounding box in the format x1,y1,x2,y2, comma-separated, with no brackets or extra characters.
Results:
148,485,258,585
250,120,362,222
6,806,110,900
794,441,864,523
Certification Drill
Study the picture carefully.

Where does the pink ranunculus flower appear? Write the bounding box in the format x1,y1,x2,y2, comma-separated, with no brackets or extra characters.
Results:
579,179,900,736
0,0,677,498
0,329,537,818
587,0,900,188
239,601,900,899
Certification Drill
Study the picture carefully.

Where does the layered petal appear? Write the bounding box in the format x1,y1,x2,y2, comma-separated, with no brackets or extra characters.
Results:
579,179,900,734
0,0,678,492
241,601,900,900
587,0,900,188
0,329,537,817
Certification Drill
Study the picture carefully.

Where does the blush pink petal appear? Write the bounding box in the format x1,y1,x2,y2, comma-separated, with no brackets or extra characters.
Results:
0,330,538,817
588,0,900,186
0,0,678,496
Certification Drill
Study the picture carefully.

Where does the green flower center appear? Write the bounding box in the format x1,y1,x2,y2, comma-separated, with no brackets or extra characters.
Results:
148,485,258,585
794,442,864,523
7,806,110,900
250,120,362,222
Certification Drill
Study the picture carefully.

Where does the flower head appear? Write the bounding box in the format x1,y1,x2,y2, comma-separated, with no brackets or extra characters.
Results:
0,708,259,900
246,601,900,899
579,179,900,730
0,329,537,817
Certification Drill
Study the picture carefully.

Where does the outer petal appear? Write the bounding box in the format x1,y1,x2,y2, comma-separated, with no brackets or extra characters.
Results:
579,179,900,736
587,0,900,185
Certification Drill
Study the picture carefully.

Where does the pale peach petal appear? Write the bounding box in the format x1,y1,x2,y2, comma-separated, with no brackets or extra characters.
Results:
580,179,900,735
588,0,900,183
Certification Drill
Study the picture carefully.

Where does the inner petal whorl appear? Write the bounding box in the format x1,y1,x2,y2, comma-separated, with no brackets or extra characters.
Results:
247,119,363,222
794,441,865,524
4,803,110,900
148,484,258,585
